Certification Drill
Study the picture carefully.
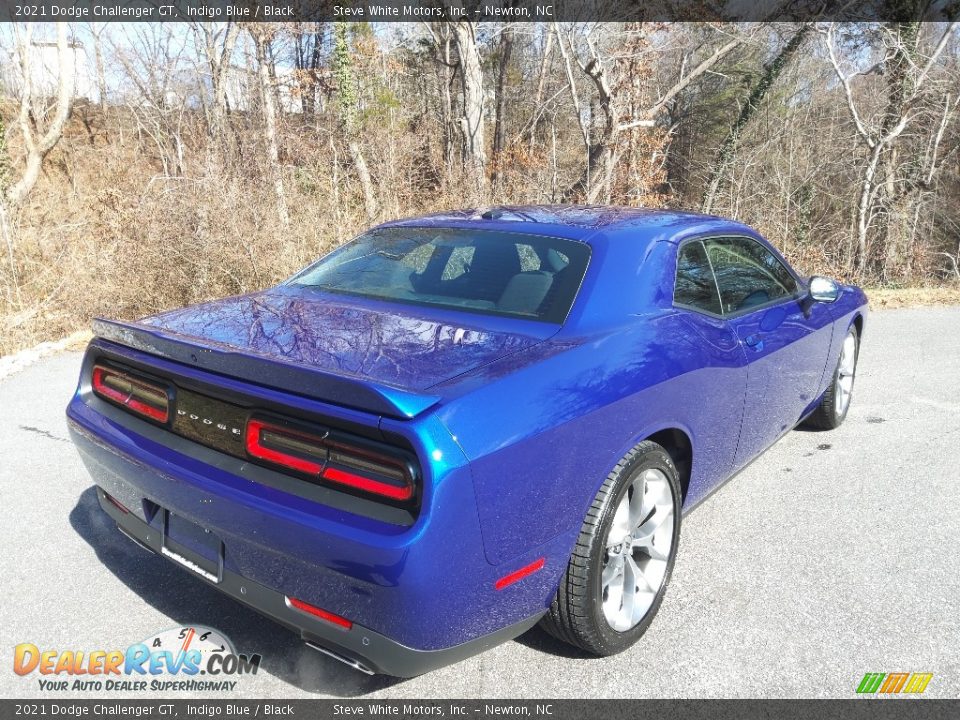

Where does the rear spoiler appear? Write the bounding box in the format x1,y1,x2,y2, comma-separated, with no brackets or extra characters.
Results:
91,318,441,420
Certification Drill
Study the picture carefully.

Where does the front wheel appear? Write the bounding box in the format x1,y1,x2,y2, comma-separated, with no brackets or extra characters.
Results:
540,441,681,656
805,325,859,430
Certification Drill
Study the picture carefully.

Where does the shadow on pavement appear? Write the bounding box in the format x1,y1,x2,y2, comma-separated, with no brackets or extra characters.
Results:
512,625,594,661
69,485,403,697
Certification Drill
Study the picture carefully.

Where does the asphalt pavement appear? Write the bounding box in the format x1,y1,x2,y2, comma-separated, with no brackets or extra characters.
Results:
2,306,958,699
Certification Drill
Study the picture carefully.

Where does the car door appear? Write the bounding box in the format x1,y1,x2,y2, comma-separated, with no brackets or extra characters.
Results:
702,236,834,468
672,239,746,486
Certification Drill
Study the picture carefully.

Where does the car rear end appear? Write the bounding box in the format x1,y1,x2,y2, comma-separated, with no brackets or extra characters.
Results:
65,223,599,675
66,332,547,676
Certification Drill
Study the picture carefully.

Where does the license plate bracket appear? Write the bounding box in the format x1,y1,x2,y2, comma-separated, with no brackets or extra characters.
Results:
161,510,223,584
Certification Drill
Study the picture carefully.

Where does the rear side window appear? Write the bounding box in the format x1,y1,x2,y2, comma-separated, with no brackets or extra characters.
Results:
704,237,798,314
289,228,591,324
674,241,722,315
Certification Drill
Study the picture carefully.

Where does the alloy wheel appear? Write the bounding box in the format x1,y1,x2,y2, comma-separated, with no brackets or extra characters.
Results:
601,468,676,632
835,330,857,416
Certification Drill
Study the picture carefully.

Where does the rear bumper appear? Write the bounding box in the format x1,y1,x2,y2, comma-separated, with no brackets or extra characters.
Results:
91,483,541,677
66,379,558,675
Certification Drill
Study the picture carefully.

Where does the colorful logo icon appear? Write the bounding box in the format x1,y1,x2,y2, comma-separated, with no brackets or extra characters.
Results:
14,626,261,693
856,672,933,694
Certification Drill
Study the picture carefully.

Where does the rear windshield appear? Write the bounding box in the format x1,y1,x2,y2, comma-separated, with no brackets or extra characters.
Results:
289,228,591,324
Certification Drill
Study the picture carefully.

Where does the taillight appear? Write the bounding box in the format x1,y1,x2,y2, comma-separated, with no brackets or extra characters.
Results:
92,364,170,423
323,440,414,501
246,418,326,475
244,417,416,502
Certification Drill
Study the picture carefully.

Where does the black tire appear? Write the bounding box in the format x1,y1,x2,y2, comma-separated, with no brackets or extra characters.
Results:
540,441,682,656
804,325,860,430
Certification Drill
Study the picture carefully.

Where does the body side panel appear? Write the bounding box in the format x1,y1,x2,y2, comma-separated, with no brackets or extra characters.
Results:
435,310,747,566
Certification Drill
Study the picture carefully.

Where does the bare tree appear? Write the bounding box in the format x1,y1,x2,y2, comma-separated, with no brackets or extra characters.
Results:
824,21,959,276
526,25,555,151
492,24,514,194
4,20,960,358
193,21,240,139
702,24,812,214
249,24,290,228
332,22,379,223
5,23,75,207
292,22,327,116
111,25,190,176
422,22,458,178
452,21,488,203
558,24,742,202
88,23,109,107
0,22,75,310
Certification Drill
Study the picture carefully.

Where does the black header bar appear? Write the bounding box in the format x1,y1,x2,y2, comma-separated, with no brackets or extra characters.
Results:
1,700,960,720
1,0,957,23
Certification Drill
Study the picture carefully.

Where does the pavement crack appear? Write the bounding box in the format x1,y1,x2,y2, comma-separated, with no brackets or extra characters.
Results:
19,425,70,443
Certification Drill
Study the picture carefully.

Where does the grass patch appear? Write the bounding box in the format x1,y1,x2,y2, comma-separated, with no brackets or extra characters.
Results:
866,286,960,309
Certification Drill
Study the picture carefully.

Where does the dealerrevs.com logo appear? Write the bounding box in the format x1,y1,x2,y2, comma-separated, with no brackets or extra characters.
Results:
14,626,261,693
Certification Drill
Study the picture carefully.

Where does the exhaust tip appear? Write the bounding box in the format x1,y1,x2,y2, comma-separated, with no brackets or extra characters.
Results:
304,641,375,676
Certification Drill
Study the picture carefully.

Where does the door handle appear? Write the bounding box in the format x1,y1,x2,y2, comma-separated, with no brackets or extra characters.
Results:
743,333,764,350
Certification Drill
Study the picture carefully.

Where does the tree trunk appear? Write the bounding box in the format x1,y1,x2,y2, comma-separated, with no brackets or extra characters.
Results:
207,22,240,140
528,28,555,151
702,24,810,214
90,24,108,108
348,141,378,224
492,24,514,194
562,53,617,202
878,20,921,280
452,21,488,204
440,31,455,178
251,27,290,228
6,23,75,207
0,199,21,307
332,22,379,223
561,29,740,203
855,142,883,276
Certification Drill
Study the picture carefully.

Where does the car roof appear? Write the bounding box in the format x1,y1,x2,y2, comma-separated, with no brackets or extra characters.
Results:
377,205,756,244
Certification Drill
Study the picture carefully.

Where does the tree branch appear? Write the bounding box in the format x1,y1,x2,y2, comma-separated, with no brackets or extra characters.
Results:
7,22,75,206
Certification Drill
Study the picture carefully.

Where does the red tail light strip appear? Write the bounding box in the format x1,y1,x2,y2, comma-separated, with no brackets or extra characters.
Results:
494,558,546,590
322,466,414,501
92,365,169,423
245,417,415,503
245,419,324,476
286,597,353,629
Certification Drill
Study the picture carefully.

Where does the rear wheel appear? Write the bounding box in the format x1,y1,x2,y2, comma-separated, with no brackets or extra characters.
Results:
805,325,859,430
540,441,681,655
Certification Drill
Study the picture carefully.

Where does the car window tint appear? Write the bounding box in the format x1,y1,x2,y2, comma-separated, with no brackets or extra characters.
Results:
674,241,722,315
289,228,591,324
704,237,797,315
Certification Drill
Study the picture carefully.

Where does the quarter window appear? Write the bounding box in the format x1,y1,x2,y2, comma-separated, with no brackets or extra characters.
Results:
674,241,722,315
703,237,797,315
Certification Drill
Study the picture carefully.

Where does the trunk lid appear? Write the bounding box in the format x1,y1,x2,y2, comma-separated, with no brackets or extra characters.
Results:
93,287,554,419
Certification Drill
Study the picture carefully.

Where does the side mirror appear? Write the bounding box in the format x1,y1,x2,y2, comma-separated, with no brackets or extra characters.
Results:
808,276,841,303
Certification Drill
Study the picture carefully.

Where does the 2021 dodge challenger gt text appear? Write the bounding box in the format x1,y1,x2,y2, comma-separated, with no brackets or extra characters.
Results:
66,206,867,676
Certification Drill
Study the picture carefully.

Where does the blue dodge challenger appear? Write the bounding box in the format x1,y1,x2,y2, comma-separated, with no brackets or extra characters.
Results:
67,206,867,676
